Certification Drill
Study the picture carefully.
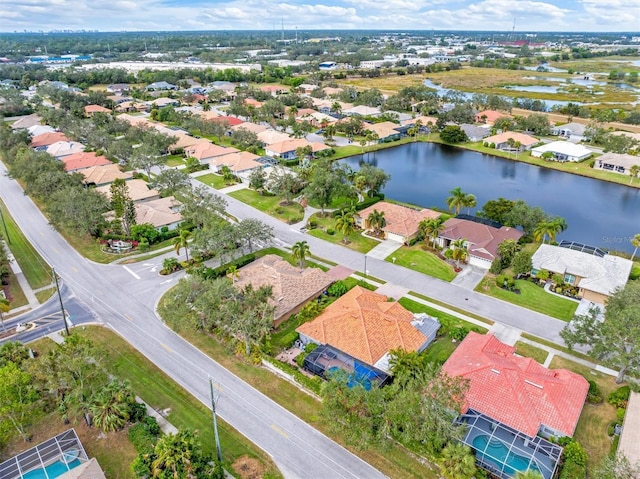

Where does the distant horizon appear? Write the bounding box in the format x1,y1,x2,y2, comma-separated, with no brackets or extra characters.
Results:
1,0,639,34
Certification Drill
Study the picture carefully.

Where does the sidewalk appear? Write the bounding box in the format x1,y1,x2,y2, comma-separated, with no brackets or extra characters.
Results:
3,240,39,310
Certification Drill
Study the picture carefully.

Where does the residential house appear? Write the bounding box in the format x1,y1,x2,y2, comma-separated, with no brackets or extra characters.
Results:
84,104,112,117
594,152,640,175
133,196,182,231
483,131,538,151
96,179,160,204
117,113,153,127
322,86,343,96
27,124,56,137
442,332,588,479
356,201,440,244
475,110,512,126
81,164,132,187
531,242,633,304
297,83,319,95
106,83,130,94
152,97,180,108
343,105,382,117
265,139,330,160
437,216,524,268
210,115,244,127
400,115,438,132
146,81,177,91
297,286,440,374
209,81,237,98
244,98,264,109
114,101,149,113
0,429,106,479
256,129,291,146
260,85,287,96
297,111,336,128
232,122,269,136
531,141,592,162
61,152,111,172
617,392,640,467
31,131,69,149
10,113,41,130
107,95,133,105
460,124,491,142
364,121,402,142
234,254,334,326
184,141,239,164
551,122,587,142
166,133,202,153
210,151,265,174
46,141,85,160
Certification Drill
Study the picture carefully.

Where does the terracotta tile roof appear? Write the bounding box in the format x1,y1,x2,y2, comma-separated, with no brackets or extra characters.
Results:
61,152,111,171
212,151,263,173
197,110,221,121
400,115,438,127
117,113,152,127
440,218,524,262
31,131,69,148
442,332,589,438
257,129,291,145
95,179,160,203
81,164,132,186
233,122,269,135
265,139,329,155
296,286,427,367
357,201,440,239
475,110,512,124
210,116,244,126
483,131,538,146
185,141,238,161
235,254,334,323
244,98,263,108
365,121,401,139
84,104,112,114
134,196,182,228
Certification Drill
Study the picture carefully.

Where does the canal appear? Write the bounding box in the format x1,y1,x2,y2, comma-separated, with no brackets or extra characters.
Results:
339,142,640,254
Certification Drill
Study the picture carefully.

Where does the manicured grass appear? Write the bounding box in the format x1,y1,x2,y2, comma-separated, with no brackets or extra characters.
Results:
514,341,549,364
163,154,186,167
549,356,619,471
408,291,494,325
0,199,52,289
197,173,237,190
398,297,489,335
520,332,597,363
73,327,281,478
228,189,304,224
476,278,579,321
3,272,28,308
35,287,56,304
306,213,379,254
386,245,457,282
165,323,438,479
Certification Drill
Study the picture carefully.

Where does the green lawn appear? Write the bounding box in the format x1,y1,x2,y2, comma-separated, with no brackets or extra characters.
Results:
3,272,28,309
476,278,579,321
408,291,494,326
306,213,379,254
73,327,281,478
514,341,549,364
386,245,457,282
0,199,52,289
163,154,186,167
197,173,237,190
228,189,304,224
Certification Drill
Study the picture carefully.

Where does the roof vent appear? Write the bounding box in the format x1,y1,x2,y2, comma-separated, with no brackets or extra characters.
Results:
490,368,500,374
524,379,543,389
277,297,284,302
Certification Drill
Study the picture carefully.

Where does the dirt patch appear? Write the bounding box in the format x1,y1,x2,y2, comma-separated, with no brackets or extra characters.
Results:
232,455,266,479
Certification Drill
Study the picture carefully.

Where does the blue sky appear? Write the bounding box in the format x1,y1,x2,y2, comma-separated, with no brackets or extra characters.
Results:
1,0,639,33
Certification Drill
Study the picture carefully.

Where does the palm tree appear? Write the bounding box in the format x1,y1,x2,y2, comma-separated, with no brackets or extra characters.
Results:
367,209,386,236
89,381,135,433
292,240,310,271
173,229,192,261
631,233,640,260
335,208,356,244
534,218,567,244
514,470,544,479
451,238,468,267
152,430,197,479
413,119,423,142
227,265,239,284
419,217,445,249
630,164,640,184
220,165,235,185
446,187,470,215
464,193,476,214
440,442,477,479
331,101,342,115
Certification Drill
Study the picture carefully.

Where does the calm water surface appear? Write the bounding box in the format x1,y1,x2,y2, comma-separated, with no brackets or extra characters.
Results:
339,142,640,253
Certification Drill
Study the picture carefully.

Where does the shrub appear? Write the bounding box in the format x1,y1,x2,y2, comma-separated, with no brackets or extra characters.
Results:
326,228,335,235
564,440,587,466
307,220,317,229
280,331,299,349
327,280,348,298
449,326,470,341
608,385,631,408
586,380,603,404
496,274,507,288
128,416,161,454
305,342,318,354
198,253,256,280
489,258,503,275
617,407,626,423
138,240,150,252
552,273,565,286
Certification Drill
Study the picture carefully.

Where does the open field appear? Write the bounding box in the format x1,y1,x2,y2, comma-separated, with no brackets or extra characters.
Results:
385,245,457,282
197,172,236,189
475,278,579,321
514,341,549,364
551,57,640,73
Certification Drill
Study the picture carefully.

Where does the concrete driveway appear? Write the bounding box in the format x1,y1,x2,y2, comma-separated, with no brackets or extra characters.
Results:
366,238,402,260
451,265,488,290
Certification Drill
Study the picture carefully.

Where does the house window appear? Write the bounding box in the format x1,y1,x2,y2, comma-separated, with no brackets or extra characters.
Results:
564,273,576,285
531,268,539,276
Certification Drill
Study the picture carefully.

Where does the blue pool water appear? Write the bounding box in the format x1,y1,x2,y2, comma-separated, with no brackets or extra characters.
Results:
328,366,372,390
472,434,541,477
22,459,81,479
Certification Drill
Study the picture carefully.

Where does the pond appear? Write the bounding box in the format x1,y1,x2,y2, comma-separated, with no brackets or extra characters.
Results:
339,142,640,254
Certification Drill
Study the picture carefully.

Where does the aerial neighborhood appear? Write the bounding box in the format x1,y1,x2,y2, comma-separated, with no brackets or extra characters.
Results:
1,25,640,479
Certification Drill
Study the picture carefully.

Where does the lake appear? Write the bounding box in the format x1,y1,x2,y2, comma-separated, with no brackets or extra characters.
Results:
339,142,640,254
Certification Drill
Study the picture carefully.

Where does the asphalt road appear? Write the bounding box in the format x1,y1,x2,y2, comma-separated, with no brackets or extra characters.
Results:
0,164,387,479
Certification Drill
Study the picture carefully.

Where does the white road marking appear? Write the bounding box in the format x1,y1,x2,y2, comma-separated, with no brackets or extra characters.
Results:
160,279,172,284
123,266,141,280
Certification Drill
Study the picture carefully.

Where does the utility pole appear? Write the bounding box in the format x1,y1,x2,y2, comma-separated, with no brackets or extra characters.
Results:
53,268,69,336
209,378,223,464
0,208,10,244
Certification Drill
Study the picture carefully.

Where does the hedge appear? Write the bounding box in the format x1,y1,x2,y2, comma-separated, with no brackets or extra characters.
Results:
331,194,384,218
198,253,257,280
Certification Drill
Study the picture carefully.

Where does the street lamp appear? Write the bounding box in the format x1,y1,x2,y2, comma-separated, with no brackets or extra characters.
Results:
209,378,223,464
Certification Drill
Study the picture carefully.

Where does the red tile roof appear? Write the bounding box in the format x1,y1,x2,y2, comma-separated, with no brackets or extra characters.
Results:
31,131,69,148
84,104,112,114
475,110,512,124
296,286,427,367
61,152,111,172
357,201,440,240
440,218,523,262
442,332,589,437
209,116,244,126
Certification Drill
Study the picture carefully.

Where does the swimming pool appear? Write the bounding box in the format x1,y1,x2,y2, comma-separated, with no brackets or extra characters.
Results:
472,434,541,477
22,449,81,479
